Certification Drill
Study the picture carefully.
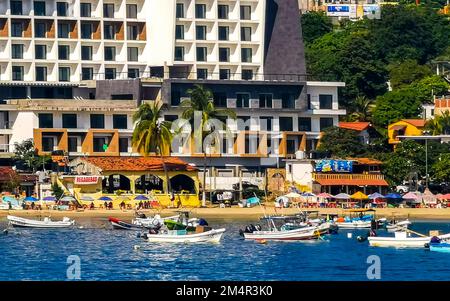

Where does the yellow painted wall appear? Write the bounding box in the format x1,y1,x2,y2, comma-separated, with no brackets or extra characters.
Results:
388,121,423,144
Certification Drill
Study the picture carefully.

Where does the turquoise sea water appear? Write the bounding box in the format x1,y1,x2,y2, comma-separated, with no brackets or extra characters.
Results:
0,218,450,281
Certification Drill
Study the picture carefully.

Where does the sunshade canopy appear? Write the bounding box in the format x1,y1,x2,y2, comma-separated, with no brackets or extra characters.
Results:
351,191,368,199
334,193,351,199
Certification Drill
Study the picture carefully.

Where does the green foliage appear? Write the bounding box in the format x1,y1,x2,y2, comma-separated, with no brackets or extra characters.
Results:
13,139,50,172
346,95,375,122
388,60,432,90
433,153,450,183
409,76,449,103
51,183,64,200
426,111,450,135
301,11,333,44
316,127,367,158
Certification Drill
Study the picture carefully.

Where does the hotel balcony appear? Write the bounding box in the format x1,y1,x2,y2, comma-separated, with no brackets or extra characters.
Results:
313,173,388,187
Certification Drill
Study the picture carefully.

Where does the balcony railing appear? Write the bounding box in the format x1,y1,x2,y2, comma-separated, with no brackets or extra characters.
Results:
0,144,14,153
313,173,385,181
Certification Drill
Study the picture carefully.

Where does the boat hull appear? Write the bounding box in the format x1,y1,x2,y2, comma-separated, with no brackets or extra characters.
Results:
369,233,450,248
243,226,321,241
146,228,226,243
430,243,450,253
109,217,141,230
336,221,372,229
7,215,74,228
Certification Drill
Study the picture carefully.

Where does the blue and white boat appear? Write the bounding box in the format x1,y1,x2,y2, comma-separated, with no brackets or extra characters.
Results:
429,243,450,253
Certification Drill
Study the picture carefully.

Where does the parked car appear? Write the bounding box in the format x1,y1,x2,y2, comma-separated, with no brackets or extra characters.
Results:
395,185,409,194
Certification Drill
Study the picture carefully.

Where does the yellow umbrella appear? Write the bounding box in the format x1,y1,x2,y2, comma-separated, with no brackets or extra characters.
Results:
351,191,368,199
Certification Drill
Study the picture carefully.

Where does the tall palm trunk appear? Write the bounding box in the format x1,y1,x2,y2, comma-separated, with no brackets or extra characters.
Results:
159,150,172,207
202,152,207,207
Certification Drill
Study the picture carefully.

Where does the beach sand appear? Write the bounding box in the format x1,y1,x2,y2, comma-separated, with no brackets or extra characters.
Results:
2,207,450,221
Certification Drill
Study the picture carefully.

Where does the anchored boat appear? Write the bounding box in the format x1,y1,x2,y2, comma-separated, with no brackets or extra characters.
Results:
143,227,226,243
7,215,75,228
368,231,450,248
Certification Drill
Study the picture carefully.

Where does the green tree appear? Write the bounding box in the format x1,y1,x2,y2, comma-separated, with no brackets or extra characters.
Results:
425,111,450,135
346,95,375,122
388,60,432,90
433,153,450,183
410,75,449,103
316,127,367,158
13,139,50,172
132,100,173,194
301,11,333,44
180,84,236,206
51,182,65,200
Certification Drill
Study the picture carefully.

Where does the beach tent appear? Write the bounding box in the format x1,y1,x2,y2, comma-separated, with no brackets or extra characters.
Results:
422,189,437,205
368,192,384,200
402,192,419,200
351,192,368,199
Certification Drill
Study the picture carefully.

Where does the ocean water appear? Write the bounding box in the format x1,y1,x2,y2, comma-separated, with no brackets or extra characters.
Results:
0,218,450,281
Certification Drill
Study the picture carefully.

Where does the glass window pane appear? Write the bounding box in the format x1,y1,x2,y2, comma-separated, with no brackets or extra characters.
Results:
113,114,128,129
90,114,105,129
62,114,77,128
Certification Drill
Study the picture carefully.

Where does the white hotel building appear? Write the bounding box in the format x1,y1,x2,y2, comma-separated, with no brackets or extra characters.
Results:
0,0,345,185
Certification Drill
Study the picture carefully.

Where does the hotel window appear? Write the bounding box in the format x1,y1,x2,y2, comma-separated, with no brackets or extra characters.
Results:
241,27,251,41
259,94,272,108
10,1,23,15
279,117,293,131
219,69,230,80
58,45,69,60
35,66,47,81
81,23,93,39
176,3,184,18
307,94,312,110
196,47,207,62
218,5,229,19
241,48,252,63
90,114,105,129
34,22,46,38
240,6,251,20
105,68,116,80
81,46,92,60
171,90,181,106
62,114,77,128
59,67,70,82
218,26,229,41
81,67,93,80
320,117,334,131
282,93,295,109
195,4,206,18
57,2,68,17
68,137,78,152
119,138,129,153
236,93,250,108
127,25,138,40
104,24,114,39
104,46,116,61
197,68,208,80
12,66,24,81
174,46,184,61
11,44,23,59
164,115,178,122
175,25,184,39
260,117,273,131
11,22,23,37
103,4,114,18
113,114,128,129
35,45,46,59
126,4,138,18
80,3,91,17
213,92,227,107
128,68,140,79
298,117,312,132
242,69,253,80
319,94,333,109
93,137,107,152
196,26,206,40
219,48,230,62
58,23,70,38
38,113,53,128
42,137,54,152
128,47,139,61
34,1,46,16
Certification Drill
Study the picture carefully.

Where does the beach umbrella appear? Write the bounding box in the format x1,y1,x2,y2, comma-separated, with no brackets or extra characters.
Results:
317,192,333,198
43,196,56,201
402,192,419,200
80,195,94,201
134,195,149,201
368,192,384,200
423,189,437,205
60,196,77,202
24,196,38,202
384,193,402,199
351,191,368,199
284,192,302,198
98,196,113,201
302,192,316,197
441,193,450,200
333,193,351,199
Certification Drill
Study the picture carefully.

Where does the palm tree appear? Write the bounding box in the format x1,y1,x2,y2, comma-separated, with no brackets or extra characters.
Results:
426,110,450,135
132,100,173,197
348,95,375,122
180,84,236,206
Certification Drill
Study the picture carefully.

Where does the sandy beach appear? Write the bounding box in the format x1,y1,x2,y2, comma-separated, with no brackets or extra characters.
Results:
2,206,450,221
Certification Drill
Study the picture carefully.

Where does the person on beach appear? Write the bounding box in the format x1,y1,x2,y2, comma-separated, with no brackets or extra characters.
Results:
108,202,113,210
104,201,108,209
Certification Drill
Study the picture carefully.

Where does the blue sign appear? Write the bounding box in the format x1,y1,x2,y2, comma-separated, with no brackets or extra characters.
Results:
315,160,353,173
327,5,350,13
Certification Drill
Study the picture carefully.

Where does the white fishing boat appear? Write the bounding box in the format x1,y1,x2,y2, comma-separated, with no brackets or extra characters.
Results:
368,231,450,248
386,220,412,232
243,225,323,241
7,215,75,228
133,214,178,228
144,228,226,243
336,220,372,229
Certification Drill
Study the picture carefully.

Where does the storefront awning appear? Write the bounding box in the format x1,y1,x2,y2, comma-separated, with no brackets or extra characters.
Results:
315,178,389,186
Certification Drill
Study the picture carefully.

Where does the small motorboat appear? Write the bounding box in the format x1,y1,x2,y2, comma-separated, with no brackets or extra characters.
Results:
426,236,450,253
163,211,208,231
7,215,75,228
386,220,412,232
133,214,178,229
143,227,226,243
109,217,142,230
368,231,450,248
